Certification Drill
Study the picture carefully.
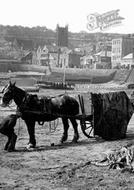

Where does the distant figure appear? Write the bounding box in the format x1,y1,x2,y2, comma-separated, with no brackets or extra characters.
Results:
0,114,19,152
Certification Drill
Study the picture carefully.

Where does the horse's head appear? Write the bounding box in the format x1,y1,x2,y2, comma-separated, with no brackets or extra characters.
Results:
1,81,16,107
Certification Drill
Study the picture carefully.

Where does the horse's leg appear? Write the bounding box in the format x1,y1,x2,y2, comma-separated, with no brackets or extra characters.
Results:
61,118,69,143
70,118,79,143
25,119,36,148
7,133,17,152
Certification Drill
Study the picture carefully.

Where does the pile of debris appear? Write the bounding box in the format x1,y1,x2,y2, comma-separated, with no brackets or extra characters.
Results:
92,145,134,172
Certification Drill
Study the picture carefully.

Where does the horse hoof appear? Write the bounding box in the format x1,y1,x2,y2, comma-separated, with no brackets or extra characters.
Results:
26,143,35,150
72,140,78,143
60,140,64,144
72,135,79,143
4,146,8,151
51,143,55,146
60,136,68,144
7,148,16,152
72,138,79,143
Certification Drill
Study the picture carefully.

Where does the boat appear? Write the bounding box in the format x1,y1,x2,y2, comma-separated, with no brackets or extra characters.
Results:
36,81,75,90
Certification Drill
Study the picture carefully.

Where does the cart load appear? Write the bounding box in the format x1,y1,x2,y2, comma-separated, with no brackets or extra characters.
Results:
91,91,133,140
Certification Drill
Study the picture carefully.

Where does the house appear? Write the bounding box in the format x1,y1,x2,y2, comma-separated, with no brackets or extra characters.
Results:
36,45,82,68
80,54,94,68
20,51,38,64
13,38,34,50
58,48,71,67
49,53,58,67
94,50,111,69
36,45,49,66
111,36,134,68
21,52,33,64
68,52,82,68
121,53,134,69
36,45,58,66
58,49,82,68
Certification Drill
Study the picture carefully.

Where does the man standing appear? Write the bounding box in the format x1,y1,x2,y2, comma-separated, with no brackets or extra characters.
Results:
0,114,19,152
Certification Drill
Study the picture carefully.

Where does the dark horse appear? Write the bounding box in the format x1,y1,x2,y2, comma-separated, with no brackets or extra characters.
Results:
1,82,79,149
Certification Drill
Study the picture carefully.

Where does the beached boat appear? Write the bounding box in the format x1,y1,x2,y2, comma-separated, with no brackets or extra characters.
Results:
36,81,75,90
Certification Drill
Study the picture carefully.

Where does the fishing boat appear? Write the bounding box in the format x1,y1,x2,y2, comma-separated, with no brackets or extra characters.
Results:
36,81,75,90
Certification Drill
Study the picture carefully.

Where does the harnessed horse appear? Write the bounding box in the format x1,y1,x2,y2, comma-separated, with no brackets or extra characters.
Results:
1,82,80,149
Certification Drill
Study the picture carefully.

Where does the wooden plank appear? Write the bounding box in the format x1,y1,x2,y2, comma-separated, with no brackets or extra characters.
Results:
77,92,92,115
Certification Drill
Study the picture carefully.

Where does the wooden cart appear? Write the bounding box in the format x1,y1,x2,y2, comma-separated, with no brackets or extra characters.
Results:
77,93,94,138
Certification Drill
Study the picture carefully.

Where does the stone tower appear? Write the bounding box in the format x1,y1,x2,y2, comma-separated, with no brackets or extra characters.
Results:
56,24,68,47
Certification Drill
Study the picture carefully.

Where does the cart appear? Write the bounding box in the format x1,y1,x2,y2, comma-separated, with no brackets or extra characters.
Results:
77,93,94,138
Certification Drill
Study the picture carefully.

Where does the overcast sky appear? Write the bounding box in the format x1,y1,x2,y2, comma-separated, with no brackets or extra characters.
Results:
0,0,134,33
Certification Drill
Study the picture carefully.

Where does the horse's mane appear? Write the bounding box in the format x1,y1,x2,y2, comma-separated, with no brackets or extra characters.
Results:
14,85,27,96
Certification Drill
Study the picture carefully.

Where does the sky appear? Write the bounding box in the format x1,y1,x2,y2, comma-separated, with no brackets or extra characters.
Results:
0,0,134,34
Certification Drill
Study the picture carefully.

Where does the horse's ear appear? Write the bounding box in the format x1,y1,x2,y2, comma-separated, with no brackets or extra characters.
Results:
9,81,16,86
13,81,16,86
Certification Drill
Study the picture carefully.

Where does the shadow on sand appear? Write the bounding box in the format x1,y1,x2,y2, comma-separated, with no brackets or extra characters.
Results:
14,138,105,152
4,132,134,153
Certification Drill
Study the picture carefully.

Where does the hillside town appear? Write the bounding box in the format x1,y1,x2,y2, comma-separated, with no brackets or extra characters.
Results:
0,24,134,70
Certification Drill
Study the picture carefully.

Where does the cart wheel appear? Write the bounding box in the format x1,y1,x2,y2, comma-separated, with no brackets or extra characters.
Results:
80,118,94,138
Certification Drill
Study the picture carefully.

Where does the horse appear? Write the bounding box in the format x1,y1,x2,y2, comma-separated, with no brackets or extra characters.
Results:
1,81,80,149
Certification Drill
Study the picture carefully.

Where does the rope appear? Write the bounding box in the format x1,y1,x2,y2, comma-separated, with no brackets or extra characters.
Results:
41,119,59,134
48,118,59,133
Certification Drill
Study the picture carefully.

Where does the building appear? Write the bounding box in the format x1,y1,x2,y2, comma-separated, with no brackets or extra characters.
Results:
36,44,82,68
56,25,68,47
36,45,58,67
68,52,82,68
111,36,134,68
21,52,33,64
13,38,34,50
36,45,49,66
20,51,37,64
58,48,82,68
80,54,94,69
94,49,111,69
121,53,134,69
